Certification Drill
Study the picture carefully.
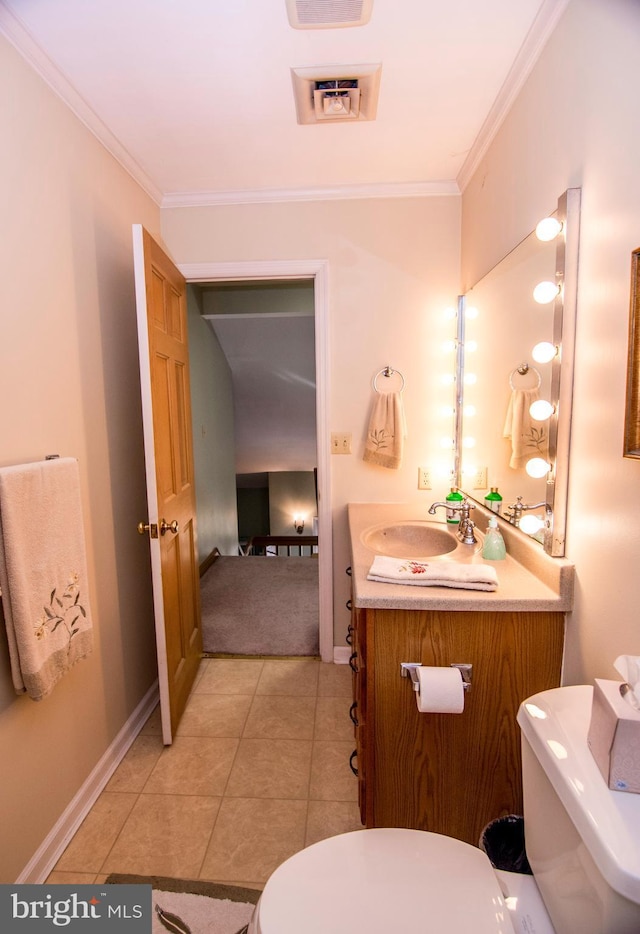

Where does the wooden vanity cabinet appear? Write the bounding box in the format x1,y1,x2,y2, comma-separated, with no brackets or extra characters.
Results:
350,604,564,846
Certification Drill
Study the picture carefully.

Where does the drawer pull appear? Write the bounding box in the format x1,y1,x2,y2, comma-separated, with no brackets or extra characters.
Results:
349,700,359,726
349,651,359,674
346,566,352,576
346,624,353,646
346,598,352,612
349,749,359,776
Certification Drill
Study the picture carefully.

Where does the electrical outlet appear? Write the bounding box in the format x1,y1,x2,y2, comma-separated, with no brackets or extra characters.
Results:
472,466,488,489
331,432,352,454
418,466,432,490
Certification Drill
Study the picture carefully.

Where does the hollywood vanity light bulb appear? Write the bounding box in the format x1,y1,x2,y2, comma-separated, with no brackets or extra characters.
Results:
535,216,563,241
533,281,561,304
465,305,479,320
520,514,545,535
526,457,551,479
532,341,557,364
529,399,555,421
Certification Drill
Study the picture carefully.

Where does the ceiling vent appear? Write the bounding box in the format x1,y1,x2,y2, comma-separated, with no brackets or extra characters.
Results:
291,64,381,124
285,0,373,29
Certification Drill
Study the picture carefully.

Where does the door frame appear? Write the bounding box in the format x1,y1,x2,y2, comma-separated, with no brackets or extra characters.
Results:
178,258,333,663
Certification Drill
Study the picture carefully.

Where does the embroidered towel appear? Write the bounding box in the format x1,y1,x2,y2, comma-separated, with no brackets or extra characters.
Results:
363,391,407,469
503,388,549,469
367,556,498,591
0,458,94,700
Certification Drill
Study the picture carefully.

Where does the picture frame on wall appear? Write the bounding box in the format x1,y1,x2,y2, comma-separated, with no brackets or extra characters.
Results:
624,247,640,457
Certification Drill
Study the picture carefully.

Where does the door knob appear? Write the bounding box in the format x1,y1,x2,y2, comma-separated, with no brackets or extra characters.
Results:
137,521,158,539
160,518,179,535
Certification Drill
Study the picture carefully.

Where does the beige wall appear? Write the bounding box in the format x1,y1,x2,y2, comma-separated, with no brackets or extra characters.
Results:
161,197,462,643
461,0,640,683
0,36,160,881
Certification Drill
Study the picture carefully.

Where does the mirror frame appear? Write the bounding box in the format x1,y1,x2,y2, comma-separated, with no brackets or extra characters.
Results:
624,246,640,457
456,188,581,557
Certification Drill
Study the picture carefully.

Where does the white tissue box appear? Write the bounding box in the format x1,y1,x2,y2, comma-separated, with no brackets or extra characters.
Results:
587,679,640,793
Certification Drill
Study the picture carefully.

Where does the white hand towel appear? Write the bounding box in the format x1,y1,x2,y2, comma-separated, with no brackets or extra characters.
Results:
363,391,407,470
367,556,498,591
0,458,94,700
503,388,549,469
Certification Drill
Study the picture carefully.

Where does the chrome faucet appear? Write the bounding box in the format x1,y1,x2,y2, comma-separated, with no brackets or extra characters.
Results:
428,499,477,545
504,496,548,527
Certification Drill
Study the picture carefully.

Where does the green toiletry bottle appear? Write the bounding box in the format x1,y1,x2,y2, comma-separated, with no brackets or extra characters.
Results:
482,516,506,560
484,487,503,515
445,487,464,524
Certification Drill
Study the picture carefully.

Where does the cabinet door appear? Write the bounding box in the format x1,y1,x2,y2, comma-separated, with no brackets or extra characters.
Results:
369,608,564,845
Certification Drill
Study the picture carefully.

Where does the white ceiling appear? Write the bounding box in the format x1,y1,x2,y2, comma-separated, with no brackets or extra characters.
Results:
0,0,567,205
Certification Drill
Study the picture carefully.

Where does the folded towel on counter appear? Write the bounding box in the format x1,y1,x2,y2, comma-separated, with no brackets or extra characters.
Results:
363,391,407,470
0,458,94,700
503,388,549,469
367,556,499,591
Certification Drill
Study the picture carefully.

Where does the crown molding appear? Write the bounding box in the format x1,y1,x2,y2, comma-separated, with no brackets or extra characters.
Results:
0,2,163,206
457,0,570,192
162,179,460,209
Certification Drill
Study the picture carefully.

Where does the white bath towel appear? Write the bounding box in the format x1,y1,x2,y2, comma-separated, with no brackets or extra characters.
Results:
367,556,498,591
363,391,407,470
0,458,94,700
503,388,549,469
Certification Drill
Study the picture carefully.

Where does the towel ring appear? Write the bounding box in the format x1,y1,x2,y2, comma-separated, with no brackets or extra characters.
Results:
373,366,405,393
509,363,541,390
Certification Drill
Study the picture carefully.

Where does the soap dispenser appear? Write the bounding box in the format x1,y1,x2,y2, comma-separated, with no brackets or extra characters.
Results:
482,516,506,560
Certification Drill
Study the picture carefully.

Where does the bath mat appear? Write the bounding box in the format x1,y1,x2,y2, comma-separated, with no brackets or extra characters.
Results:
105,874,259,934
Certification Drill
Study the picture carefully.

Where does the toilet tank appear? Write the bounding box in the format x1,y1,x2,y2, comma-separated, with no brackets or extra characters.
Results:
517,685,640,934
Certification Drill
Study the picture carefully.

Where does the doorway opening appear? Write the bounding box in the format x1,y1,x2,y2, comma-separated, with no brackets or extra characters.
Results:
179,259,332,662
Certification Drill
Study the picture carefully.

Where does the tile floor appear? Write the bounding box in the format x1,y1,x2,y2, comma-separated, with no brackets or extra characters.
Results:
47,657,362,888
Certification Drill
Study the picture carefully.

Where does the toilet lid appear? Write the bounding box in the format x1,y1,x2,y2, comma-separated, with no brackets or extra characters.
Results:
255,828,515,934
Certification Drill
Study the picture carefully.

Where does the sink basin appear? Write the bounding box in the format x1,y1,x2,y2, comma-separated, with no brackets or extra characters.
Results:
361,520,460,558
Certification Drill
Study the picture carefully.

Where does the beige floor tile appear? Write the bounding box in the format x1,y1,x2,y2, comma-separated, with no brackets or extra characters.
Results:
305,800,364,847
139,704,162,735
317,661,352,697
256,658,320,696
314,696,355,741
200,797,307,884
46,871,99,884
102,794,221,879
226,738,312,799
195,659,264,695
105,734,164,793
243,695,316,739
55,792,138,874
309,741,359,802
177,692,252,737
143,736,239,796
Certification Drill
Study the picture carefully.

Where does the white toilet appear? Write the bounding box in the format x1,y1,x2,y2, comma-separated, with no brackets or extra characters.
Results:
248,685,640,934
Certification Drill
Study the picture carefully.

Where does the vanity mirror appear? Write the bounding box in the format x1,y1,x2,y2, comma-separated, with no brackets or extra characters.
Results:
455,188,581,556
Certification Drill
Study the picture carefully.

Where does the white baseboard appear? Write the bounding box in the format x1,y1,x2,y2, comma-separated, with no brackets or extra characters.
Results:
17,680,160,884
333,645,351,664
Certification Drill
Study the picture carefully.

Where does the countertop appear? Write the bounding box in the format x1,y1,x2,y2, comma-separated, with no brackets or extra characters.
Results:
348,503,575,612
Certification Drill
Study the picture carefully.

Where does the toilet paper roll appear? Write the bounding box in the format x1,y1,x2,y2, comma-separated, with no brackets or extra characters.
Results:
415,666,465,714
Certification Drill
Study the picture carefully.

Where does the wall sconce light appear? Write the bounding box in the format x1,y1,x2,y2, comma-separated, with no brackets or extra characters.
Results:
535,216,563,242
293,514,305,534
533,281,561,304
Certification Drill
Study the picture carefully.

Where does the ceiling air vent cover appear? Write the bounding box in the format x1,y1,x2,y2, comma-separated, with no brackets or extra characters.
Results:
291,64,381,124
286,0,373,29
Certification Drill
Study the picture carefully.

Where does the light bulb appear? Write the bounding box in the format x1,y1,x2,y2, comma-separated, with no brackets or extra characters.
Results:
444,306,457,320
464,373,477,385
535,217,563,241
531,341,557,363
465,340,478,352
526,457,551,478
462,436,476,448
533,281,560,304
463,404,476,417
440,437,455,449
442,339,457,353
529,399,555,421
465,305,479,319
441,373,455,385
520,514,545,535
440,405,456,418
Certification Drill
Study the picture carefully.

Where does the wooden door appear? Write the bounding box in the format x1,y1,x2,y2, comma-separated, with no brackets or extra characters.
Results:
133,225,202,744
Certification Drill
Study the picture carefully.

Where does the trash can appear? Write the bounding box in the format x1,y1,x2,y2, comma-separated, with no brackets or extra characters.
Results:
479,815,532,874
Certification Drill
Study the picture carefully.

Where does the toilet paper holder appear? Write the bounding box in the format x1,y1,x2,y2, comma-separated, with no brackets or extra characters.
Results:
400,662,472,692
